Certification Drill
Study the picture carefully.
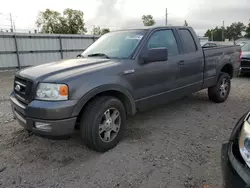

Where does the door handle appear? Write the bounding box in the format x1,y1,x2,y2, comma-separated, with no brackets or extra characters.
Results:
178,60,185,65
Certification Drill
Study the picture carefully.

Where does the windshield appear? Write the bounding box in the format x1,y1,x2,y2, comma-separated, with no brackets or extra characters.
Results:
242,43,250,52
82,30,146,59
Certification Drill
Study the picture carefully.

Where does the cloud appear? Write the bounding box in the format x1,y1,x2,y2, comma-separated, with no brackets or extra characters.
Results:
86,0,126,29
189,6,249,27
1,0,249,35
50,0,249,36
119,4,250,36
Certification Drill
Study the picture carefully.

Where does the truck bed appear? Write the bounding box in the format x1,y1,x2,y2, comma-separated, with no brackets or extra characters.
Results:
202,45,241,88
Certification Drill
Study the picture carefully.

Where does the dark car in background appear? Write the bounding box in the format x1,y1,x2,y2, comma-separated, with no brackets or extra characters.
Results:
202,42,217,48
237,41,247,47
222,112,250,188
240,42,250,74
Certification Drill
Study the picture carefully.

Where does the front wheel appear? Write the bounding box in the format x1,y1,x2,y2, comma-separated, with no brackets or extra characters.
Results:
80,96,126,152
208,72,231,103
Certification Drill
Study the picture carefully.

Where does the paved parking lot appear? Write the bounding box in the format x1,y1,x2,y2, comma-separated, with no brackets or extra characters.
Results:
0,71,249,188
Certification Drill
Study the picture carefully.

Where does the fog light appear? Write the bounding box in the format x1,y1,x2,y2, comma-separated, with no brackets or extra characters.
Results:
34,122,52,131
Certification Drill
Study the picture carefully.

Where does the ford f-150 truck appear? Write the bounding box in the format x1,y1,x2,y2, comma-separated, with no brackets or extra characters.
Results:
10,26,241,152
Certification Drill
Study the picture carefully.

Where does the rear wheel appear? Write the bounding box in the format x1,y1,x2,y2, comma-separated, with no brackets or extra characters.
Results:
208,72,231,103
80,96,126,152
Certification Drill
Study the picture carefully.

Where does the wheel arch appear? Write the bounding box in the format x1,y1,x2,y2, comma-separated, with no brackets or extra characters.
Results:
220,63,234,79
72,84,136,118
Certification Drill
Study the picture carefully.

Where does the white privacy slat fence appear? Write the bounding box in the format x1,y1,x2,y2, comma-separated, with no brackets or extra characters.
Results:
0,32,99,69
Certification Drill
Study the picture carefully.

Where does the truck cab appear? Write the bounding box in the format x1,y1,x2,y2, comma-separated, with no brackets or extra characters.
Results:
10,26,241,152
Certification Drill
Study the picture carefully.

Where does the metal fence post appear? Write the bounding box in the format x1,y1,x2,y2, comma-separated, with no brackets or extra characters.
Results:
59,36,63,59
13,34,21,69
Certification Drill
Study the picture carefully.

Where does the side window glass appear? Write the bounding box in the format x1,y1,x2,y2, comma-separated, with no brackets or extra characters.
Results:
147,30,179,56
179,29,197,53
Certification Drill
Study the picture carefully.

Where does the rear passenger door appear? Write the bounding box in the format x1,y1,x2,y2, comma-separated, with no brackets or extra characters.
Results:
177,29,204,94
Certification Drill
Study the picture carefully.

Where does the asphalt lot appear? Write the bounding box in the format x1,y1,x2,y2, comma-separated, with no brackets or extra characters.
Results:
0,71,249,188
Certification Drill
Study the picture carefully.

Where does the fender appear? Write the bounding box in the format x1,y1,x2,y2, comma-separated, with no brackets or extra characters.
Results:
216,54,233,78
71,84,136,117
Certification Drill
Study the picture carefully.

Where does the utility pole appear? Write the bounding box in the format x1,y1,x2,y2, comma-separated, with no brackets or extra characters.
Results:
0,13,14,32
222,20,224,41
165,8,168,26
211,30,214,41
13,21,16,32
9,13,13,32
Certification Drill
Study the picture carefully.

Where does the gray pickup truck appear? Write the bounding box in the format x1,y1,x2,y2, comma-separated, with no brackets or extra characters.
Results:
10,26,241,152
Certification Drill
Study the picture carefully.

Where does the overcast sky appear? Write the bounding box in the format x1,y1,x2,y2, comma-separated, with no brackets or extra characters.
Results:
0,0,249,36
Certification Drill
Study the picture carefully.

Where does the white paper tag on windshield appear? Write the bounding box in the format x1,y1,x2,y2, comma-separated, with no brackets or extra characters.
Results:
125,35,143,40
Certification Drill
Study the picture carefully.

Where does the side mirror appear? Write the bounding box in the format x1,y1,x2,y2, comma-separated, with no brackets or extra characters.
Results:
77,54,82,58
140,47,168,64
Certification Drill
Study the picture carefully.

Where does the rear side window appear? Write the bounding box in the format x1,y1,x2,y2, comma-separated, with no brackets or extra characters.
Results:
147,30,179,56
179,29,197,53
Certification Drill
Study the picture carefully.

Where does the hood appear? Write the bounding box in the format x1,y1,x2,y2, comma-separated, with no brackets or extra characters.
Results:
241,52,250,59
18,58,119,81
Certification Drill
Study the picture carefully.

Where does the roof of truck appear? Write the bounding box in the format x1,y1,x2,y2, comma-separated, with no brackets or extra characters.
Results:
113,26,192,32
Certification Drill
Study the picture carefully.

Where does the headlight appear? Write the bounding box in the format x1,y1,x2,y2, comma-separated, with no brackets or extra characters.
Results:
239,112,250,167
35,83,68,101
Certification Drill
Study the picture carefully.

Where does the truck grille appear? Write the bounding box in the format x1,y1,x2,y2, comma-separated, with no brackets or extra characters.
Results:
241,58,250,68
14,76,33,104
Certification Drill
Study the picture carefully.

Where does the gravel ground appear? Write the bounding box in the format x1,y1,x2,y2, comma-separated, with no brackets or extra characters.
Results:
0,71,249,188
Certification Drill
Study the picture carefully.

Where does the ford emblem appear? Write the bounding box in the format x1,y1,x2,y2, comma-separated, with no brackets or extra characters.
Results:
15,84,21,92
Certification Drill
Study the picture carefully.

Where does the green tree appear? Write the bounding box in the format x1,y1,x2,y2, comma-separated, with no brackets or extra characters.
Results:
36,9,62,34
204,27,223,41
92,26,101,35
92,26,110,35
62,8,87,34
204,22,246,41
36,8,87,34
101,28,110,35
224,22,246,40
204,29,213,40
245,22,250,38
142,15,155,26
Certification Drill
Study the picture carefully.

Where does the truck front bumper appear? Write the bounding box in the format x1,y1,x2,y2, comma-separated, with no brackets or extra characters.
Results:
10,93,77,136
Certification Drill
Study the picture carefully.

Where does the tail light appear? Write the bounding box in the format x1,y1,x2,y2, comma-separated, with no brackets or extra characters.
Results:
239,49,242,61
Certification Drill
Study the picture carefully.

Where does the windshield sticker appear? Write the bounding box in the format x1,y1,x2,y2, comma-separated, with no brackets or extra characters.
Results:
125,35,143,40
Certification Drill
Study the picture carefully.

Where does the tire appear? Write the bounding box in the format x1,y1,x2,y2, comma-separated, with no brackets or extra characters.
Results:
208,72,231,103
26,129,32,134
80,96,126,152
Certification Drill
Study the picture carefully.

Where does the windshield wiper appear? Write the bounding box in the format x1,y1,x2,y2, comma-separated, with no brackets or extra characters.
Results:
87,53,110,59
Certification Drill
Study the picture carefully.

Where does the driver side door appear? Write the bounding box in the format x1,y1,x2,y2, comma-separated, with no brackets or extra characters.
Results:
130,29,183,110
